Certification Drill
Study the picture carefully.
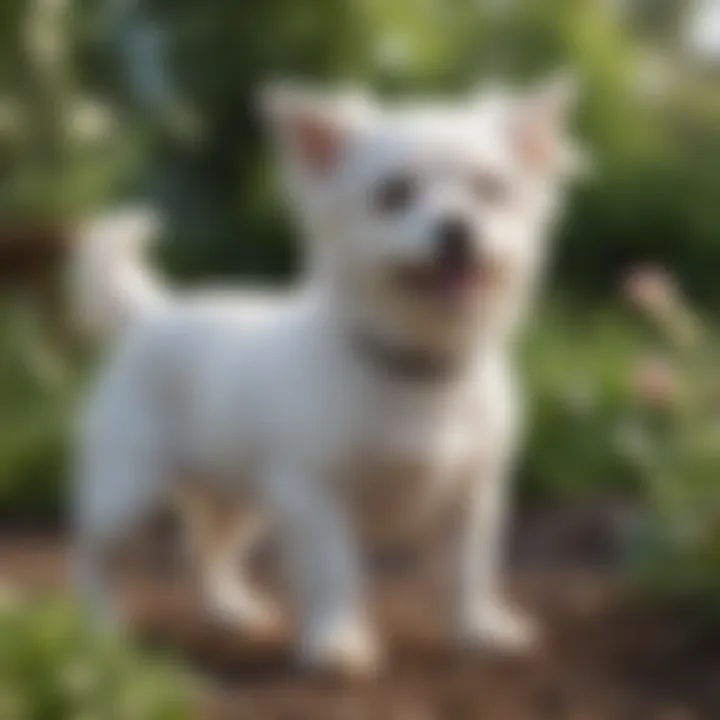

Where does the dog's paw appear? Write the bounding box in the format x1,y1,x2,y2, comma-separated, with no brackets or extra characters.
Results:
205,582,283,637
299,613,382,679
458,600,539,655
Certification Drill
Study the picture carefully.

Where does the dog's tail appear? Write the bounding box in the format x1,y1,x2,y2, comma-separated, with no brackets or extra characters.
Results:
70,206,168,341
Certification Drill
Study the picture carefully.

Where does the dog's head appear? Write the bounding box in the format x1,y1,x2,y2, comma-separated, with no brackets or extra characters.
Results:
264,77,585,355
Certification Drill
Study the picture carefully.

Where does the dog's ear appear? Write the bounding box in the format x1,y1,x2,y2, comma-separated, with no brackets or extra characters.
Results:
510,72,588,177
260,83,368,176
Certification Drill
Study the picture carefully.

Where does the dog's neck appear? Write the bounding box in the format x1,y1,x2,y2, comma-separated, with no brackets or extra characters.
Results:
348,325,470,384
302,258,522,389
310,279,489,386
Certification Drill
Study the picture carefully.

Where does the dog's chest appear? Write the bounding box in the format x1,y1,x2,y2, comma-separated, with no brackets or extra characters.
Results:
344,385,482,529
362,392,475,465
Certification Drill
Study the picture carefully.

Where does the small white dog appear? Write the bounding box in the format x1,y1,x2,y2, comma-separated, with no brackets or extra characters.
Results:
71,76,583,676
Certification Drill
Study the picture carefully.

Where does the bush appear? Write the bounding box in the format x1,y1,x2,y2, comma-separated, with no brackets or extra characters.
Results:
0,301,78,523
0,592,194,719
520,304,647,503
619,267,720,626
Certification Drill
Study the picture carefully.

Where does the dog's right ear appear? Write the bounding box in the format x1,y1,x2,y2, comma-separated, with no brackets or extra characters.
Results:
509,72,589,179
260,83,370,177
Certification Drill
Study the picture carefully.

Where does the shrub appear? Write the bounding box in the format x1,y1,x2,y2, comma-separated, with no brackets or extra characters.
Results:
620,266,720,626
520,301,646,502
0,590,194,720
0,301,78,523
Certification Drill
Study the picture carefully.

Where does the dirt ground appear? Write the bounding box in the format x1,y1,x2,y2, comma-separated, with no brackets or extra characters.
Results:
1,504,718,720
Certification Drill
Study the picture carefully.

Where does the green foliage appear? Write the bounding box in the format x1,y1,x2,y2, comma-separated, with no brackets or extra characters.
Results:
0,0,144,222
520,303,647,502
620,269,720,625
0,300,77,522
0,594,193,719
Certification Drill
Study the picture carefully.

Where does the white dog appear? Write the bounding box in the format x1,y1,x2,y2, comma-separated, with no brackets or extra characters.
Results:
71,76,583,676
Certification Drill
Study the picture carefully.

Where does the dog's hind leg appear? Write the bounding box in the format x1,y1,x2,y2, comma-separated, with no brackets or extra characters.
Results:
176,484,280,634
72,423,170,631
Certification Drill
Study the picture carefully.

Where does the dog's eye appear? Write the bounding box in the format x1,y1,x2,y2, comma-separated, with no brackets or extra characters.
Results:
472,172,512,206
373,174,417,214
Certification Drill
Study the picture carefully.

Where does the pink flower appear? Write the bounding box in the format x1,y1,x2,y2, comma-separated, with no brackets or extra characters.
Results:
623,265,679,316
632,355,679,409
623,265,701,347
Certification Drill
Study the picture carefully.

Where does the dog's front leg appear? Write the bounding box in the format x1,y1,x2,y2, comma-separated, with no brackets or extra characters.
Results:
268,466,380,676
455,450,538,653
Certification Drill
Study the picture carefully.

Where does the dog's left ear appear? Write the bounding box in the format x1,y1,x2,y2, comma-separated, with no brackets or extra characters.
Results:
511,72,589,178
260,83,369,177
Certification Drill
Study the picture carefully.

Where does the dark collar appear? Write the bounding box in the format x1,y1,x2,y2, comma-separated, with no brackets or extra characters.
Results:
350,328,464,383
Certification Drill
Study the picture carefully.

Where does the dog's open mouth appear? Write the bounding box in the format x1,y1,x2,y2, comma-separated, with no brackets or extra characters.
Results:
393,258,494,306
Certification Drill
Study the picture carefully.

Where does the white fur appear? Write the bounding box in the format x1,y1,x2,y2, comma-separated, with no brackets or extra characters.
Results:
72,78,580,675
70,208,167,338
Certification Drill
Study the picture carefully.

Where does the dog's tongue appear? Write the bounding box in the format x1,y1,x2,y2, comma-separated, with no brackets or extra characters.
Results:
434,263,477,303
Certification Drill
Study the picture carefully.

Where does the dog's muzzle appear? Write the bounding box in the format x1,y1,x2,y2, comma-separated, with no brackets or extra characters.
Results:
435,216,476,270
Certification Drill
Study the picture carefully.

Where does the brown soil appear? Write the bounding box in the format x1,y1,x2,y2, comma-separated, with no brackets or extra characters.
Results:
1,504,718,720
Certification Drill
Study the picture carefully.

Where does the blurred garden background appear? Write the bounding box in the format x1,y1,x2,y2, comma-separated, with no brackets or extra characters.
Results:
0,0,719,717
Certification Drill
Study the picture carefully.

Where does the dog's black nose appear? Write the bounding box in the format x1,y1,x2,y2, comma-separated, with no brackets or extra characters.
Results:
435,217,474,266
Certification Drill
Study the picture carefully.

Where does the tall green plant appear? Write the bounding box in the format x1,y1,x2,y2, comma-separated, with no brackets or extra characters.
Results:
622,266,720,624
